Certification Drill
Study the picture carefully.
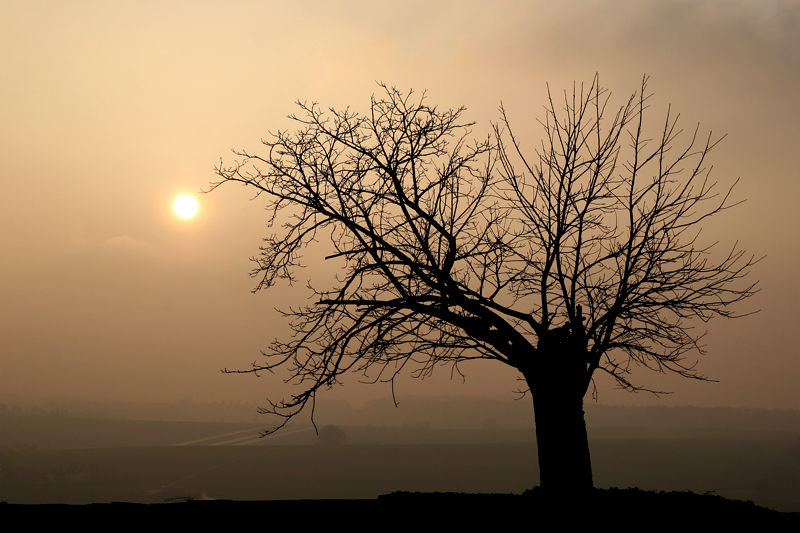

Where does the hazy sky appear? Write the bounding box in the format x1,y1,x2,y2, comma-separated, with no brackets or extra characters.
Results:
1,1,798,411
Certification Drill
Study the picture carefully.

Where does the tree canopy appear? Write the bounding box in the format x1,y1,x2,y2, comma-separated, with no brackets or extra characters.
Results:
210,76,758,489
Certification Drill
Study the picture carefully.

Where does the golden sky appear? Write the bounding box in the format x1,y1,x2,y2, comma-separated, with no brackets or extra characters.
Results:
1,1,797,409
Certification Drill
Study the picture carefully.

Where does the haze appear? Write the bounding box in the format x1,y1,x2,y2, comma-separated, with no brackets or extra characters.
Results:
1,1,797,413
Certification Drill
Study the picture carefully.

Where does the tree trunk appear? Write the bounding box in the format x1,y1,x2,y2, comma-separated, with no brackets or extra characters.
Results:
526,367,593,491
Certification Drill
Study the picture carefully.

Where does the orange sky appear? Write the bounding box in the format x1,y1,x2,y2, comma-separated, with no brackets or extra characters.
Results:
1,1,797,410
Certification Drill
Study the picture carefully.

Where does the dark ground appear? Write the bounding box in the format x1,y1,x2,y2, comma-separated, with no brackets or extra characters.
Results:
2,490,798,528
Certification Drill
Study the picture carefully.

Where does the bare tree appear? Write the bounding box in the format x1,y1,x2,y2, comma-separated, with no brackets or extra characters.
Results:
209,77,758,490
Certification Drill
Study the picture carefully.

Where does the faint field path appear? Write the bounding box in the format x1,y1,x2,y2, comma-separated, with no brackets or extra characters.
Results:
173,425,314,446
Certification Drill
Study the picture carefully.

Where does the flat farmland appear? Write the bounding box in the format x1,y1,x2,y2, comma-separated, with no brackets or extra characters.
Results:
0,416,798,512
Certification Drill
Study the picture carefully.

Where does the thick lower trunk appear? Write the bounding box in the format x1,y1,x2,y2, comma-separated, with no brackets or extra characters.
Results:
521,318,594,491
531,391,593,490
523,348,592,490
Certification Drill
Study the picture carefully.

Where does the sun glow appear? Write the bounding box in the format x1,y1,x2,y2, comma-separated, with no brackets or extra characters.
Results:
174,195,198,218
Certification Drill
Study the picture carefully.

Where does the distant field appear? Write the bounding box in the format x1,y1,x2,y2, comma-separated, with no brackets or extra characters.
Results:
0,415,264,449
0,415,798,512
2,413,796,449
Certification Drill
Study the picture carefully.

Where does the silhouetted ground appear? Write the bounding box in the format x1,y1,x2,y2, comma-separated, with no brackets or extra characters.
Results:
1,490,797,528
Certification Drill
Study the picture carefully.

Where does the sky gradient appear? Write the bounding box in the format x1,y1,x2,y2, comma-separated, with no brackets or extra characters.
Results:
1,1,797,411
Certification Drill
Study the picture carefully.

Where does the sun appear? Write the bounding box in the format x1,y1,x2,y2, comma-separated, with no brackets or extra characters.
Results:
174,195,198,218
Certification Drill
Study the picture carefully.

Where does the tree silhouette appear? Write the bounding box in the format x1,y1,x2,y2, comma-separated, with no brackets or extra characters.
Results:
210,76,758,490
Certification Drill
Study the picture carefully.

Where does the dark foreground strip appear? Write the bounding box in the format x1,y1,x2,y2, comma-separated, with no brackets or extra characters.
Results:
2,489,797,528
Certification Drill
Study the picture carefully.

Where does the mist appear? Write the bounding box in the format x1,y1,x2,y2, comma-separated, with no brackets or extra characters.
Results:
1,1,797,422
